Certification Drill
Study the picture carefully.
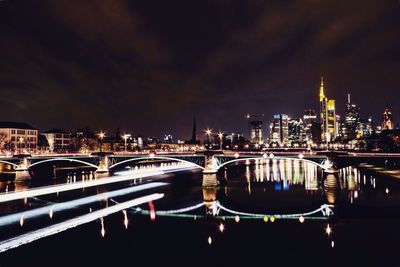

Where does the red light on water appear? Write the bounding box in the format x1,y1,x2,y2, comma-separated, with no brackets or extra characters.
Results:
149,201,156,221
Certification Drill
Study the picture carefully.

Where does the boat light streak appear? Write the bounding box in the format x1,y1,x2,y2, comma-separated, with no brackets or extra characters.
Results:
0,193,164,253
0,182,167,227
0,168,171,203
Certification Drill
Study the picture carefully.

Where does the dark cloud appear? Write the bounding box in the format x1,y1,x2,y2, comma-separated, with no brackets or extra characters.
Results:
0,0,399,139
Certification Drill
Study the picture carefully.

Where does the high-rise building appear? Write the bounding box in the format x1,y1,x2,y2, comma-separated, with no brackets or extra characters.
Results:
382,107,394,130
337,120,347,140
319,77,336,142
269,114,289,144
356,117,373,138
345,94,360,140
288,118,303,143
250,120,263,144
303,109,317,141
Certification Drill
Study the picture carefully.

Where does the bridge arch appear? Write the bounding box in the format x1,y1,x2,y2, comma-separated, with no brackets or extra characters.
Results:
28,158,99,169
108,156,205,170
0,160,18,168
216,156,329,171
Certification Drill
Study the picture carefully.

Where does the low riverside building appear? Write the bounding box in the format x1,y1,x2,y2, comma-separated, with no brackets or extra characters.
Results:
42,129,72,152
0,121,38,152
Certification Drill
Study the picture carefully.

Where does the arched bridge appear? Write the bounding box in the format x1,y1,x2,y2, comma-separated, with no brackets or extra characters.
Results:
4,151,400,187
0,152,333,174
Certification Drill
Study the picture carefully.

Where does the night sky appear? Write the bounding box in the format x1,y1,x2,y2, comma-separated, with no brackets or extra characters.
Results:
1,1,399,139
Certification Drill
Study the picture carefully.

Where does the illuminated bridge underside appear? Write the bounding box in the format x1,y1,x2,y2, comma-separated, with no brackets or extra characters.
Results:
132,201,334,221
213,156,330,171
28,158,99,169
108,156,205,170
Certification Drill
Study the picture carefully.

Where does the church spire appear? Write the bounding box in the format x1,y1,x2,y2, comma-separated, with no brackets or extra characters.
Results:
191,115,197,142
319,76,325,101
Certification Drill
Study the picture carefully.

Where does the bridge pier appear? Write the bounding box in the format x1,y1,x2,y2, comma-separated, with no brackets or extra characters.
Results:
202,154,219,187
95,153,111,174
15,170,31,182
15,155,29,172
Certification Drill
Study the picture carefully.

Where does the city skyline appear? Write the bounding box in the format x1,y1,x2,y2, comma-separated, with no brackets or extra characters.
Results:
0,80,394,142
1,1,400,138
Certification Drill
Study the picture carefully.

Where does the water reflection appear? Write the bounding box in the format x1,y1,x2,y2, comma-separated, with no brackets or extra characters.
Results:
240,158,320,191
202,187,217,216
226,159,394,205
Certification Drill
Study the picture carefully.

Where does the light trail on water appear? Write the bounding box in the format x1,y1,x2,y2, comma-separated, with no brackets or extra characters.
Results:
0,193,164,253
0,182,168,227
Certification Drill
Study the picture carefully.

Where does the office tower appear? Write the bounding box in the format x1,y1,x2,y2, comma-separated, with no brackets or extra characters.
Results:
303,109,317,141
250,120,263,144
345,94,360,140
270,114,289,144
288,118,303,143
319,77,336,142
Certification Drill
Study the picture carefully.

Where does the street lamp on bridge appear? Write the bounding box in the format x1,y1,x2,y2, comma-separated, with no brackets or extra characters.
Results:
205,128,212,150
122,134,131,153
218,132,223,151
98,131,106,152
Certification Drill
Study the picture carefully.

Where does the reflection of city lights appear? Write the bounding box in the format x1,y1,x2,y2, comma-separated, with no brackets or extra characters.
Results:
208,236,212,245
235,215,240,223
326,224,332,236
299,215,305,223
219,223,224,232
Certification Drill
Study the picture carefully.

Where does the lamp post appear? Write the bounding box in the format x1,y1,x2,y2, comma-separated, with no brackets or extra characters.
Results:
98,132,106,152
122,134,131,153
205,129,212,150
218,132,223,151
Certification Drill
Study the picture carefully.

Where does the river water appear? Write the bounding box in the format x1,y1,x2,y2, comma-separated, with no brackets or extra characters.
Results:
0,159,400,266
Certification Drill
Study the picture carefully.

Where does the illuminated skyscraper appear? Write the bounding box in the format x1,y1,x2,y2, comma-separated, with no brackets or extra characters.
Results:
269,114,289,144
345,94,360,140
303,109,317,141
319,77,336,142
288,118,303,143
250,120,263,144
382,107,394,130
